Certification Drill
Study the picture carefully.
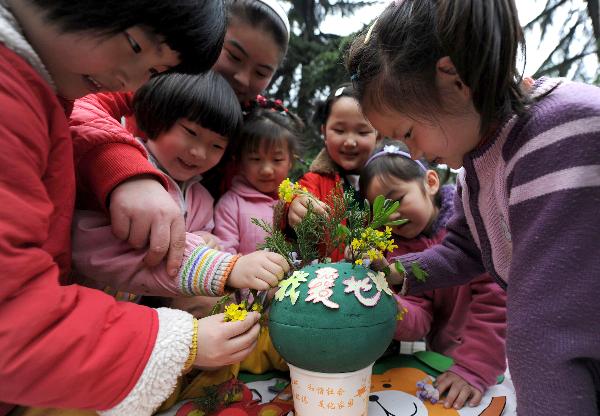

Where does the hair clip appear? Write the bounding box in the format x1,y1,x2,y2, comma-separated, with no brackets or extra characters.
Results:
364,18,378,44
334,87,345,97
365,144,427,171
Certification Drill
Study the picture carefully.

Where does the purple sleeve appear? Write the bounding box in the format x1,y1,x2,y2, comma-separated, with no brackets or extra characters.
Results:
392,184,486,295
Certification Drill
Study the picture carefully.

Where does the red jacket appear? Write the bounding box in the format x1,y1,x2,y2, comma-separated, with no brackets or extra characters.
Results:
0,44,157,410
69,92,168,210
296,149,349,261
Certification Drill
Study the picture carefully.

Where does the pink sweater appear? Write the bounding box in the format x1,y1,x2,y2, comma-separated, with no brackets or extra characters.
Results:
391,186,507,393
213,175,278,254
72,142,220,297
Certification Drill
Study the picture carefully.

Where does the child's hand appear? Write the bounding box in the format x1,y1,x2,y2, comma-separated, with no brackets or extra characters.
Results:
193,231,223,250
110,177,185,276
435,371,483,409
228,251,290,290
288,195,329,227
194,312,261,367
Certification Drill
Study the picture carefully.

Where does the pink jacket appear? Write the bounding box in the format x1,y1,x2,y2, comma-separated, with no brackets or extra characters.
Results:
391,186,507,393
72,142,218,297
213,175,278,254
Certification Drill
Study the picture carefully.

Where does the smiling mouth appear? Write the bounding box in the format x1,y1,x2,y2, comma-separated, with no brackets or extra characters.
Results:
178,158,199,170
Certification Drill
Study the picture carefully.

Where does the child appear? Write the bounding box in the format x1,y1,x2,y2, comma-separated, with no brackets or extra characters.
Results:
72,71,288,301
347,0,600,414
214,100,303,255
360,141,507,410
69,0,292,276
0,0,281,413
287,83,379,260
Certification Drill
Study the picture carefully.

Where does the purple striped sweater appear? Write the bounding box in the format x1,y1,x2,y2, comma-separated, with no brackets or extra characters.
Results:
395,78,600,415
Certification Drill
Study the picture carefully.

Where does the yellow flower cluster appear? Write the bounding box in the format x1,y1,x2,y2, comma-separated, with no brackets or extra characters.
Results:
224,303,249,322
351,226,398,265
278,178,307,203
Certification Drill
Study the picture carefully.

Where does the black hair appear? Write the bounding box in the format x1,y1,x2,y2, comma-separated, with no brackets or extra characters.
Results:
347,0,527,136
312,83,359,127
133,71,242,143
28,0,226,74
359,139,442,207
237,106,304,161
226,0,288,58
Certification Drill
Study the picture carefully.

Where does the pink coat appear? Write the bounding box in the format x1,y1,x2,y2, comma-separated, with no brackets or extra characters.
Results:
72,143,216,297
213,175,278,254
391,185,507,393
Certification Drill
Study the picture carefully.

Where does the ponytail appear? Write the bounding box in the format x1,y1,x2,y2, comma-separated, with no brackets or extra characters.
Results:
436,0,526,133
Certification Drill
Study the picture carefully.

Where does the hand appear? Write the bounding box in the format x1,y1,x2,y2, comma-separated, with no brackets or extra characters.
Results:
110,176,186,276
193,231,223,250
435,371,483,409
228,251,290,290
287,195,329,227
194,312,261,367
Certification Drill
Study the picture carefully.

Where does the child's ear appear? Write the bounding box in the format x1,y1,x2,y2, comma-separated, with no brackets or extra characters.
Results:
320,124,326,140
424,169,440,196
436,56,471,101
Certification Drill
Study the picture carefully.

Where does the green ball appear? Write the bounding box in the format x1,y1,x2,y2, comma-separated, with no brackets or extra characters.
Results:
269,262,397,373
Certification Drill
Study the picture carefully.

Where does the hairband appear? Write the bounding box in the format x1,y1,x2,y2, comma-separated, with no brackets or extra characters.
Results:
243,94,289,117
365,144,427,171
256,0,291,39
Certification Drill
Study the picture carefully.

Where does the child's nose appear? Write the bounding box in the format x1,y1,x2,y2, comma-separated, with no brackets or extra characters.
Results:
260,163,274,175
233,68,251,90
189,145,206,160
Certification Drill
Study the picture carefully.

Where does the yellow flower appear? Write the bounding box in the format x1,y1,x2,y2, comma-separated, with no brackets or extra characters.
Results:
396,307,408,321
351,238,362,250
251,303,263,312
224,303,249,322
355,258,363,265
278,178,300,203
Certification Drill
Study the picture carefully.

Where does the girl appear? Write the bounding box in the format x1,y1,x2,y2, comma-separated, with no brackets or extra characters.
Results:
360,141,507,410
214,100,303,255
286,83,379,260
69,0,291,276
347,0,600,414
0,0,267,414
72,71,288,301
212,100,303,375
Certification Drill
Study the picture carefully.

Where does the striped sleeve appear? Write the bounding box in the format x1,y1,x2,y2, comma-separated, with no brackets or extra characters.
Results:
178,246,241,296
393,185,485,295
502,85,600,414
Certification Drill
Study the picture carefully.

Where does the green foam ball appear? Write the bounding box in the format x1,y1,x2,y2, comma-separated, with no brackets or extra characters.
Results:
269,262,397,373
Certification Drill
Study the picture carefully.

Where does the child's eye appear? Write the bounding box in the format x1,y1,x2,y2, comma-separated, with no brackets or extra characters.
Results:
125,32,142,54
332,129,344,134
179,124,196,136
359,131,373,136
213,144,225,150
228,51,242,62
404,128,413,139
256,71,268,78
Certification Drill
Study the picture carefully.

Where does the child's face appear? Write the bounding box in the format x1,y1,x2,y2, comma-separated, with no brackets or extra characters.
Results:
323,97,378,173
213,19,283,102
366,172,439,239
240,141,292,194
147,119,228,182
27,23,179,99
365,107,480,169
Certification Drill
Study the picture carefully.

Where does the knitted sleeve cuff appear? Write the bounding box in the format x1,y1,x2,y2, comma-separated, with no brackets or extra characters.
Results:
178,246,241,296
99,308,194,416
